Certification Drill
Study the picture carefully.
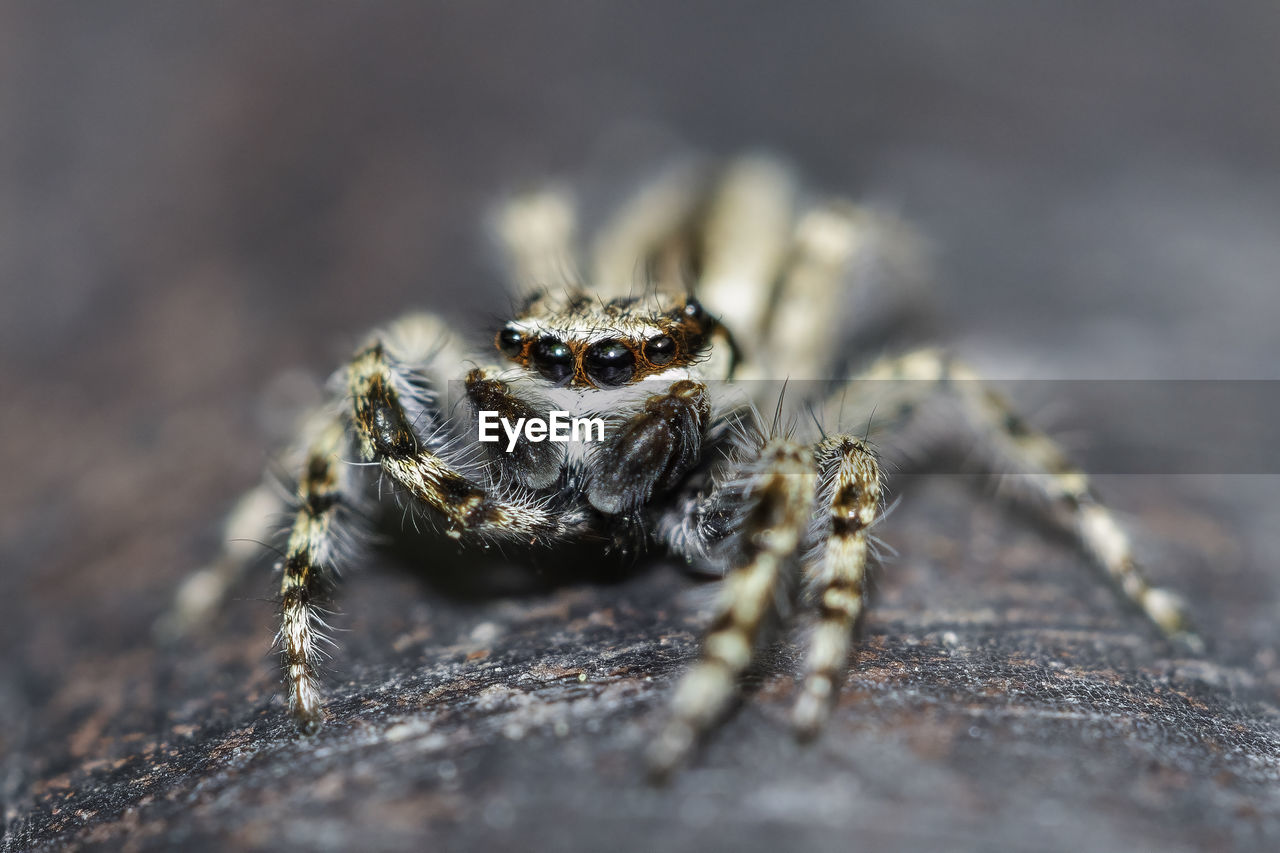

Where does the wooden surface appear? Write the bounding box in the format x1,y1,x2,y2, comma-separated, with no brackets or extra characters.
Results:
3,4,1280,851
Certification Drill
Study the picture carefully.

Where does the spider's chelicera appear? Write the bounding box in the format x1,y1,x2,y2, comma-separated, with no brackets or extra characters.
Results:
169,155,1198,775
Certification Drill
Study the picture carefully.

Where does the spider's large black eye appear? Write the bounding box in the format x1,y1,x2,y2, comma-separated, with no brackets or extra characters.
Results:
531,336,574,383
497,327,524,357
584,340,635,386
643,334,676,365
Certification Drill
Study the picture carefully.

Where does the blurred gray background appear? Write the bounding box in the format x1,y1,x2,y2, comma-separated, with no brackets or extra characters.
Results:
2,3,1279,851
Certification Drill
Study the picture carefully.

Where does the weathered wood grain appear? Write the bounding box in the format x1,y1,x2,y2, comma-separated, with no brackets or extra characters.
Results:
3,5,1279,852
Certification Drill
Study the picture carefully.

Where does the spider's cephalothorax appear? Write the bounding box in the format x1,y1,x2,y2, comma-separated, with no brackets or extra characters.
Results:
496,291,720,387
169,154,1199,775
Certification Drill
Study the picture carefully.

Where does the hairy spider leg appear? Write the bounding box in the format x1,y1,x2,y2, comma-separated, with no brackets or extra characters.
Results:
648,437,816,778
280,314,590,733
155,481,285,642
278,416,362,733
792,434,882,736
589,156,709,299
847,348,1199,647
347,341,581,545
495,185,582,298
696,157,796,350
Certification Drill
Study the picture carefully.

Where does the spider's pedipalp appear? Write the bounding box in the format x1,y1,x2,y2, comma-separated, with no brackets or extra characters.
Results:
587,379,710,515
464,367,563,489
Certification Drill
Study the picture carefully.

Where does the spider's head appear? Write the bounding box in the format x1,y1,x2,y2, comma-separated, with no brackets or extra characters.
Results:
494,290,716,388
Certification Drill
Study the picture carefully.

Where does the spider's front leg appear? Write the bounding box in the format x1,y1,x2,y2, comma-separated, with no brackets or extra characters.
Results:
792,435,881,736
348,343,577,543
648,438,817,777
282,317,588,734
278,414,362,734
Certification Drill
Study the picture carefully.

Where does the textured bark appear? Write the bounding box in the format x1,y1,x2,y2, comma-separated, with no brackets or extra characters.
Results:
3,4,1279,852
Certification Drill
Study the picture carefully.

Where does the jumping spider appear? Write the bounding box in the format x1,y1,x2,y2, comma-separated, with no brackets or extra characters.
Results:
167,154,1198,774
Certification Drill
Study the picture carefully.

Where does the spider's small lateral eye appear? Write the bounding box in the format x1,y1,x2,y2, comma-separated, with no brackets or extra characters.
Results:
584,340,635,387
497,327,524,357
531,336,574,383
682,299,706,322
643,334,676,366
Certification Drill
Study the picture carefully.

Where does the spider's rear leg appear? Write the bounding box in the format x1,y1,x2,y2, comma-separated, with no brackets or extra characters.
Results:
157,403,347,643
792,435,881,736
648,438,816,778
155,481,284,642
589,156,709,298
696,156,796,367
495,185,580,296
851,348,1199,648
759,200,930,381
